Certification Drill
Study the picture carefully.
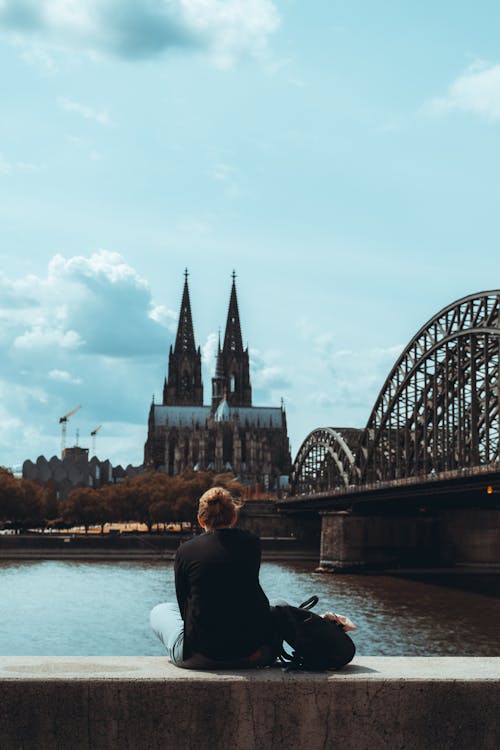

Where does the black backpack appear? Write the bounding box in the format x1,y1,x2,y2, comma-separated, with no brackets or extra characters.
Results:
271,596,356,671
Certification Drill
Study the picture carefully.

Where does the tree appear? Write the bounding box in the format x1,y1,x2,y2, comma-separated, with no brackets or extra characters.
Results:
62,488,104,533
8,479,44,532
40,481,59,525
149,500,172,531
0,467,16,526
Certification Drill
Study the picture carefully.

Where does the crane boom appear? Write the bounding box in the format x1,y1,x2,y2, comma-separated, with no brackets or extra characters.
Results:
59,405,81,457
59,405,81,423
91,425,102,458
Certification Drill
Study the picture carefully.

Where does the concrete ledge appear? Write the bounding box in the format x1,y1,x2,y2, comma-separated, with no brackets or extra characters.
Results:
0,657,499,750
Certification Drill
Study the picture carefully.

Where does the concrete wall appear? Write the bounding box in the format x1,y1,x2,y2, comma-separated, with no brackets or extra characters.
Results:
0,530,317,562
0,657,498,750
320,509,500,570
441,509,500,565
320,512,441,570
239,500,321,545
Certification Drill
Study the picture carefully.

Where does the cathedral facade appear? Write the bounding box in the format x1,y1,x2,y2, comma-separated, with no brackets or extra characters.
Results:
144,272,291,489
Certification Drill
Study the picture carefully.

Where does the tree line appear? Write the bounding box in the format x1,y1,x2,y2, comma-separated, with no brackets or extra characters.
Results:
0,468,243,533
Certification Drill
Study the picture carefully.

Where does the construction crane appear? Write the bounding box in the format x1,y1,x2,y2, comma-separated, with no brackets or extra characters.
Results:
91,425,102,458
59,405,81,457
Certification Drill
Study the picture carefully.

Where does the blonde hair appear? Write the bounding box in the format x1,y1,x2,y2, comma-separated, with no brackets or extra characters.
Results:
198,486,243,531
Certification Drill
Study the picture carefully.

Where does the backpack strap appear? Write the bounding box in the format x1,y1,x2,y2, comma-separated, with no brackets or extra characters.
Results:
298,595,319,611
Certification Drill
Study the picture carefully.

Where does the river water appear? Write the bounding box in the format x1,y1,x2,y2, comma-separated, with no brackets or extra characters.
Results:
1,560,499,656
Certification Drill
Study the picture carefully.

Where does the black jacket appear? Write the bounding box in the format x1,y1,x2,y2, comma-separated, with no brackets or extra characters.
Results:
174,528,272,659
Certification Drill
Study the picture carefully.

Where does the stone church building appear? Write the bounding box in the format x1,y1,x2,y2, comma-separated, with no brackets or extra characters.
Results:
144,272,291,490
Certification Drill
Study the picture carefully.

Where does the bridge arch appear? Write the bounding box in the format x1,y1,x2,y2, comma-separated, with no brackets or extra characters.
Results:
290,291,500,495
290,427,360,495
360,290,500,482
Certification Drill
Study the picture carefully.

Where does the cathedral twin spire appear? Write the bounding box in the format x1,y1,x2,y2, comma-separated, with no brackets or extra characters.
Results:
174,269,196,355
164,270,251,409
223,271,244,354
163,269,203,406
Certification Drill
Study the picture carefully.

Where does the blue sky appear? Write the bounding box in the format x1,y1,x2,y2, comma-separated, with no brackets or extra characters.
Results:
1,0,500,470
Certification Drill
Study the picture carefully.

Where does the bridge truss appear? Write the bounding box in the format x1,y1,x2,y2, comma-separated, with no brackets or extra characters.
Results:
290,291,500,494
290,427,360,495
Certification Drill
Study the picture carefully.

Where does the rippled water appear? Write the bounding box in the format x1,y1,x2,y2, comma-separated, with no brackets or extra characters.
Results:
1,560,499,656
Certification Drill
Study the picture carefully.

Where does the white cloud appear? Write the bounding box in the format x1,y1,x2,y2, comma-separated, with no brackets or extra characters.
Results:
212,162,236,182
149,304,177,332
0,152,45,175
320,345,403,411
211,161,240,197
0,0,280,68
294,319,404,432
182,0,279,68
202,331,219,368
48,368,82,384
250,347,290,403
59,97,112,126
0,251,176,468
14,327,84,350
426,61,500,122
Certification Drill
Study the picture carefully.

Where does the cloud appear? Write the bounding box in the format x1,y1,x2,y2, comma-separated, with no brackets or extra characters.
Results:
0,251,175,468
250,347,291,402
198,334,289,406
0,0,280,67
149,304,177,332
48,369,82,385
211,161,240,197
14,327,84,350
212,162,236,182
202,331,219,369
295,319,404,430
426,61,500,122
59,97,112,126
320,345,403,411
0,152,46,175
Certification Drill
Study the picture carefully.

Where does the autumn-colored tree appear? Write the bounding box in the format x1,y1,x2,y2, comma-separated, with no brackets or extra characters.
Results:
149,500,172,531
8,478,44,532
0,467,17,525
62,488,105,533
40,481,59,524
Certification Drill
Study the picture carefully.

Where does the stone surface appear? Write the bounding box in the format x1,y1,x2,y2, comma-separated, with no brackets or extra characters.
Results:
320,509,500,570
0,657,499,750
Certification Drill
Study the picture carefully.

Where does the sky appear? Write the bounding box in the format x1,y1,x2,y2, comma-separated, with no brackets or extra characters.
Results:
2,0,500,470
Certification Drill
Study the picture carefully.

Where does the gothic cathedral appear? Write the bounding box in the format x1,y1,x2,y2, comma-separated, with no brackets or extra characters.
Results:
144,272,291,490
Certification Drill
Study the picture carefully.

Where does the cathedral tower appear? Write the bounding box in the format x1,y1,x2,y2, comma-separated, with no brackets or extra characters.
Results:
145,270,290,488
211,331,225,410
163,270,203,406
221,272,252,407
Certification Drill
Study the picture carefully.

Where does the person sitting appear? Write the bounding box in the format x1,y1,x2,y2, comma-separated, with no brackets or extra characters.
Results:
150,486,277,669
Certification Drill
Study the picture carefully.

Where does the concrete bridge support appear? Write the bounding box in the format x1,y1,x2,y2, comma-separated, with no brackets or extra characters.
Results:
320,509,500,571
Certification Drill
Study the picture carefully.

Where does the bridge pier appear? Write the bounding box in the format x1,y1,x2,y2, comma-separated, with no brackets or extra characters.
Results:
320,509,500,571
440,509,500,567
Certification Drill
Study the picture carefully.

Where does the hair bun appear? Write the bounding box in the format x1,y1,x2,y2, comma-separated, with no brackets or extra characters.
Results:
198,486,240,531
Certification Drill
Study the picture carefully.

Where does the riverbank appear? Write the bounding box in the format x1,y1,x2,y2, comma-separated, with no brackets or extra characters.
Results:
0,533,319,562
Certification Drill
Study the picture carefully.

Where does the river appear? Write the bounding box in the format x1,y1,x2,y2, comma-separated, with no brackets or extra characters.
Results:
1,560,499,656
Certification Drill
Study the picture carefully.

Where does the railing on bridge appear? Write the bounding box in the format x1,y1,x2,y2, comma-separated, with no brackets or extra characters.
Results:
291,291,500,496
288,460,500,503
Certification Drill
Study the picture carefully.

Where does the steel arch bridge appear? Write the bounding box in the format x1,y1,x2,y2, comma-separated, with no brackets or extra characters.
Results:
290,291,500,495
290,427,360,495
